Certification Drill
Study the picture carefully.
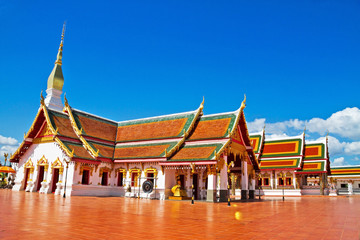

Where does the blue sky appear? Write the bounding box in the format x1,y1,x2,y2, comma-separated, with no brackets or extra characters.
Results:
0,1,359,166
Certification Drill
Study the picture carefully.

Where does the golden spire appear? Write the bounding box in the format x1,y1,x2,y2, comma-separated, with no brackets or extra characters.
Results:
47,22,65,91
55,22,66,66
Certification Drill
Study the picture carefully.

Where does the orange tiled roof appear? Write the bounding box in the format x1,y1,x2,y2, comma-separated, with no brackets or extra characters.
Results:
189,113,237,140
116,110,199,142
169,143,224,161
117,118,187,142
91,143,115,159
74,112,117,142
49,111,78,139
63,142,94,160
114,142,178,159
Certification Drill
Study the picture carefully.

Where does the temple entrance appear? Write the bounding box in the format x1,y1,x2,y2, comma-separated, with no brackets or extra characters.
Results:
51,168,59,193
82,170,90,185
36,166,45,191
131,172,139,187
117,172,123,186
179,175,185,188
101,172,108,186
193,174,198,200
147,173,154,184
23,168,30,190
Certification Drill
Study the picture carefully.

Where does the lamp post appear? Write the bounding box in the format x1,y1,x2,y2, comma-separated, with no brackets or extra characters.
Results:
257,174,261,200
63,159,70,198
227,161,234,207
191,184,194,204
280,172,285,201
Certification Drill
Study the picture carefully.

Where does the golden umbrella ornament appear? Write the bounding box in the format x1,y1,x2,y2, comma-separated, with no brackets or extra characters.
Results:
0,166,16,173
0,153,16,173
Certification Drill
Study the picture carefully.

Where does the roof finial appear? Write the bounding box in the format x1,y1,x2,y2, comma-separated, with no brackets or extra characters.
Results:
240,94,246,110
326,130,329,138
64,92,69,107
303,125,306,136
40,90,44,105
55,22,66,66
199,96,205,110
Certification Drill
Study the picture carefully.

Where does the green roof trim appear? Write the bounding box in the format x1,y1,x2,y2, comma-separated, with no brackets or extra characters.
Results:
168,143,224,162
304,143,325,160
260,157,301,170
249,134,262,154
261,138,303,158
114,141,179,159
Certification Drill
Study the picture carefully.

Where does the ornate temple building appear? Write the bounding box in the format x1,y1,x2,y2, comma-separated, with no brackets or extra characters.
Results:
9,26,359,200
10,26,261,201
250,131,331,196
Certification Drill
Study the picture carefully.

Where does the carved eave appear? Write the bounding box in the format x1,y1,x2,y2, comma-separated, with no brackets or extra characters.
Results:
11,100,50,162
164,99,204,159
63,97,99,158
228,94,246,137
53,137,74,158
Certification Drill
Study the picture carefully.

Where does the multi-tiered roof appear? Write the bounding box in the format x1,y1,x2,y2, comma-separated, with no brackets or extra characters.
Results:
11,96,259,170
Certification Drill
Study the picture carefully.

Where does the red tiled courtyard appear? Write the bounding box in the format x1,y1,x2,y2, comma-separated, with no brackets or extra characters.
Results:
1,190,359,240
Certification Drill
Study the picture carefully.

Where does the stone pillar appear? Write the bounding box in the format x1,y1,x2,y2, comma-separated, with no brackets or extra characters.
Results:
206,173,217,202
273,171,276,189
219,156,228,202
348,181,353,195
248,175,255,199
319,173,324,195
231,173,236,196
241,160,248,200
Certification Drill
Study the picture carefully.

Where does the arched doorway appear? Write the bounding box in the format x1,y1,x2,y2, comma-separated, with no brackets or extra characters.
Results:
23,159,34,191
36,156,49,192
50,158,63,193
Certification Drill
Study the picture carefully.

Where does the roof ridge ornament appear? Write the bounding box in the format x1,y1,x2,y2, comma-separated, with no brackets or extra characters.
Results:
40,90,45,105
240,94,246,110
64,92,69,108
199,96,205,110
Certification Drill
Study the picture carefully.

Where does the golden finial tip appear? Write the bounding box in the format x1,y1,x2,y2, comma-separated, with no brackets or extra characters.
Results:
61,21,66,41
40,90,45,104
199,96,205,109
240,94,246,110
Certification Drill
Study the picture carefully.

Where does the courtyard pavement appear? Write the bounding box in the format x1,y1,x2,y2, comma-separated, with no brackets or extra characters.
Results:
0,190,359,240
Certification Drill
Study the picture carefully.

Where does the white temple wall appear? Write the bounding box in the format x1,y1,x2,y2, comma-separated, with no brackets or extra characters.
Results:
12,142,70,193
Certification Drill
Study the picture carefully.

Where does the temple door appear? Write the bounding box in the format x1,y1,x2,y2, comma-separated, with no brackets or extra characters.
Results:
51,169,59,193
23,168,29,190
193,174,198,200
37,166,45,191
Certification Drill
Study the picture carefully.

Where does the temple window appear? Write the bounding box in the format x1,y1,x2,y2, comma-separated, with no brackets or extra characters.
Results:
341,184,347,188
285,178,292,186
117,172,123,187
263,178,270,186
131,172,139,187
258,178,262,186
101,172,108,186
82,170,90,185
278,177,284,186
147,173,154,184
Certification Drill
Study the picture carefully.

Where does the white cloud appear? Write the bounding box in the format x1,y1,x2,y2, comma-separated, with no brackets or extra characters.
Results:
332,157,345,166
0,135,18,145
307,107,360,140
0,135,20,164
248,107,360,140
327,136,345,156
343,142,360,155
266,133,291,140
247,118,265,133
